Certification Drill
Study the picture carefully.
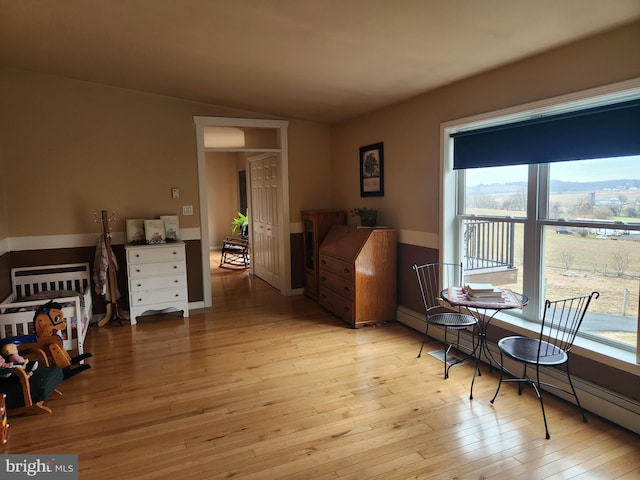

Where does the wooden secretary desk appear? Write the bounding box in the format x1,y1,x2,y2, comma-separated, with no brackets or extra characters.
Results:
317,224,397,328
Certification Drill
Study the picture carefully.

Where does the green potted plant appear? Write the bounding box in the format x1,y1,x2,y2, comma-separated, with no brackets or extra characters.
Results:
231,211,249,238
350,207,378,227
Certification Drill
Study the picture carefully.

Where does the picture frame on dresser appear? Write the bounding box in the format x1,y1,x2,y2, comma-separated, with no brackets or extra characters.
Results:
359,142,384,197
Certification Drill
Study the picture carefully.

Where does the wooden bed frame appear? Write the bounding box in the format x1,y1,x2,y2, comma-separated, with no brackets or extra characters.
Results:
0,263,93,356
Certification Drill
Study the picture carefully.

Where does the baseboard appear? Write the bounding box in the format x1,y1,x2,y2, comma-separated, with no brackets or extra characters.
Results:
397,306,640,435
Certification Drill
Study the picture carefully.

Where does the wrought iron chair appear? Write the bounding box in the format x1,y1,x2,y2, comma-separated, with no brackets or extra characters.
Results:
413,262,478,379
490,291,599,439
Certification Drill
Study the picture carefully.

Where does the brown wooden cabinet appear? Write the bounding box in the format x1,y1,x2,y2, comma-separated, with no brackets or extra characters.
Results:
318,224,397,328
301,210,347,299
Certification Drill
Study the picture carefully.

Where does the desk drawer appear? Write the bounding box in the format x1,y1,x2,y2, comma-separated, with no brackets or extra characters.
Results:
318,270,353,300
318,286,354,325
319,254,354,281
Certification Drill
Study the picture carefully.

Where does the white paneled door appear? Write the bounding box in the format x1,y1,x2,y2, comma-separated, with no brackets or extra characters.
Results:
250,154,281,290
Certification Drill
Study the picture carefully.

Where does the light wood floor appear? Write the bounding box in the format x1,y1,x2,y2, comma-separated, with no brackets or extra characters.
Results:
3,252,639,479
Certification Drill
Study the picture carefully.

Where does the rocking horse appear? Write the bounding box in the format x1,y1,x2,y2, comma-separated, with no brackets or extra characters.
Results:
21,300,92,379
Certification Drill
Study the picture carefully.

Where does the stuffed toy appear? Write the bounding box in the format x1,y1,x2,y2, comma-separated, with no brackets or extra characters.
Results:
0,343,38,373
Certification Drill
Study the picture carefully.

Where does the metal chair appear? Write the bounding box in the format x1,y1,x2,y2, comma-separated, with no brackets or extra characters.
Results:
413,262,478,379
490,291,599,439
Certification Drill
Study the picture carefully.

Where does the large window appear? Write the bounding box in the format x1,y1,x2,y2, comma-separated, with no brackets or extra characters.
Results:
443,85,640,359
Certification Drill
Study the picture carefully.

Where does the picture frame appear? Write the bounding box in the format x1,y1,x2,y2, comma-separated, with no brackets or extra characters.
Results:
144,219,166,244
125,219,146,244
160,215,180,241
359,142,384,197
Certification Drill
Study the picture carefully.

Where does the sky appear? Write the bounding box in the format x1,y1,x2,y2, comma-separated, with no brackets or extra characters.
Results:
466,155,640,186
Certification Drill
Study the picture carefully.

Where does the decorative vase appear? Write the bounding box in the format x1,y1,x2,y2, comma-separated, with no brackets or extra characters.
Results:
359,210,377,227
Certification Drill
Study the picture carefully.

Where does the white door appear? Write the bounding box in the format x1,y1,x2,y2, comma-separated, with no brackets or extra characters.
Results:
250,154,281,290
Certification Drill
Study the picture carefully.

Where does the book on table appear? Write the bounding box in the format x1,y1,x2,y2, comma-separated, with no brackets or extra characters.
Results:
465,283,503,299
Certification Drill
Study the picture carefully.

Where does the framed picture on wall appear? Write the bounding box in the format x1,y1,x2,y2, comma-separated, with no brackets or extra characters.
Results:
359,142,384,197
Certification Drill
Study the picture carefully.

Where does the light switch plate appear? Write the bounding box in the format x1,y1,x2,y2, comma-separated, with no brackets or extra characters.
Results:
171,188,180,199
182,205,193,215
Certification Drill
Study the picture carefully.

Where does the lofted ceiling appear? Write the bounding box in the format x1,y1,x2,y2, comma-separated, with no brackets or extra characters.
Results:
1,0,639,124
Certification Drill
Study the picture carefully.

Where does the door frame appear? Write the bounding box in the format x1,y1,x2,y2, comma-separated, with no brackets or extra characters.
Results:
193,116,291,308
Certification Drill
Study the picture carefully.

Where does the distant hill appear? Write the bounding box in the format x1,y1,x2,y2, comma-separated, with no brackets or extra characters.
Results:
550,179,640,193
470,179,640,194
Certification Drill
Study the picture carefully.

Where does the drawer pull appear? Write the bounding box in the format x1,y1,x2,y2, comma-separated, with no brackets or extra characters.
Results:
173,265,178,269
344,267,350,274
343,287,350,293
135,254,140,258
137,283,142,287
174,280,179,283
135,269,140,273
173,251,178,255
320,276,326,281
321,259,326,265
343,306,350,313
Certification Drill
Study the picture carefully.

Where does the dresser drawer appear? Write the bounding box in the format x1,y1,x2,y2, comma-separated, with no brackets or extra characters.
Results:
129,287,187,307
318,286,354,325
129,274,186,292
318,270,353,300
318,254,354,281
127,245,185,264
128,261,186,278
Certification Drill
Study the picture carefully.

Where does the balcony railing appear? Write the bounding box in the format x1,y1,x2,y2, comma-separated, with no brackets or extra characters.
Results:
464,220,515,271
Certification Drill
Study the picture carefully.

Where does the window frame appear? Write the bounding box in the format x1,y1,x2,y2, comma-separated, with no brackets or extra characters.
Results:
441,78,640,366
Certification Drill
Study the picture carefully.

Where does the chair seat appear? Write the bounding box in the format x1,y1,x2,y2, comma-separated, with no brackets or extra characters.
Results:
428,312,477,328
0,366,63,409
498,336,567,366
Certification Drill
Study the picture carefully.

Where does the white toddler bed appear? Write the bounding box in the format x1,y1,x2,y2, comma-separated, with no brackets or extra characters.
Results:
0,263,93,356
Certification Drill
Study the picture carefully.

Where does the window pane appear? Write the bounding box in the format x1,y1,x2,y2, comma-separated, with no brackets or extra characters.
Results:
463,219,524,295
548,156,640,224
542,225,639,349
464,165,528,216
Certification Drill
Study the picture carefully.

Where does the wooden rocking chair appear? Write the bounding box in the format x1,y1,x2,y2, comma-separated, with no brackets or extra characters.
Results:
0,346,63,415
220,237,250,268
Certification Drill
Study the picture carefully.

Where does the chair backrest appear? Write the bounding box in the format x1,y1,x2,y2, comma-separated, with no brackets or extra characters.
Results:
412,262,463,314
539,291,599,355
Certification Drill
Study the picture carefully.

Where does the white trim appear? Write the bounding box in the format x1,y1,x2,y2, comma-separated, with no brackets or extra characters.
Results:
6,228,201,251
193,116,291,308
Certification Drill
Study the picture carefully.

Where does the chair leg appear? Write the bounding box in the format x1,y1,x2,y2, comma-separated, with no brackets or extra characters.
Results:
534,365,551,440
565,363,588,424
417,323,429,358
490,351,505,404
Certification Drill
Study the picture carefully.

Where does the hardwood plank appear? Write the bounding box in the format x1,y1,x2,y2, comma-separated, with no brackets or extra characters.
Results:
1,252,638,480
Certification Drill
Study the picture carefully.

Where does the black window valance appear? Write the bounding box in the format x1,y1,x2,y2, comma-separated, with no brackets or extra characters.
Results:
452,99,640,170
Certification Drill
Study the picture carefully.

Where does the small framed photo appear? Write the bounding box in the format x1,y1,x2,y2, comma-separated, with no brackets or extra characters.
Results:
359,142,384,197
144,219,166,244
126,219,145,244
160,215,180,241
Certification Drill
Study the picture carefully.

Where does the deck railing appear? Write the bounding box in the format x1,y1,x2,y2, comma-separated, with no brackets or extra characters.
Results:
464,220,515,271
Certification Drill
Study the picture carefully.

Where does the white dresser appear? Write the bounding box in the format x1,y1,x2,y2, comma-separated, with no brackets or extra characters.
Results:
125,241,189,324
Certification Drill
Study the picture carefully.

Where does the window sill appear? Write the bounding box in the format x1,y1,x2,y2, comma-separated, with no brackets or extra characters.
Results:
490,310,639,375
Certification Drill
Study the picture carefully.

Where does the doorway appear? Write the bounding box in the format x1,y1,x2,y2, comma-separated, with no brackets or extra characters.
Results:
194,116,291,309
